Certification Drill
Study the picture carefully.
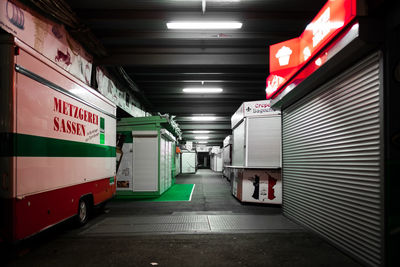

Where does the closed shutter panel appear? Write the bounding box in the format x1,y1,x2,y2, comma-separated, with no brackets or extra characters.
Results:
282,53,383,267
232,121,246,166
246,116,281,167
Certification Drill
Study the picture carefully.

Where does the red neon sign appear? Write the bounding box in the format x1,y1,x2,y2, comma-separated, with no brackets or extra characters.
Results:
269,37,301,77
266,0,357,99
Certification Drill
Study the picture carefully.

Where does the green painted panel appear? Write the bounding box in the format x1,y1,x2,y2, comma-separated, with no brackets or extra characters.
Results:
116,184,194,201
115,190,161,199
100,117,105,130
117,131,133,143
100,133,105,144
11,133,115,157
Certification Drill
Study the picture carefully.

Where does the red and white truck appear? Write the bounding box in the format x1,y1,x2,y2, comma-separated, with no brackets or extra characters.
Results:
0,33,117,242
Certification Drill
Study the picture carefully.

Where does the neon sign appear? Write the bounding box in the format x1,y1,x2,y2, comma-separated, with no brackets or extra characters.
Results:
266,0,357,99
312,7,331,47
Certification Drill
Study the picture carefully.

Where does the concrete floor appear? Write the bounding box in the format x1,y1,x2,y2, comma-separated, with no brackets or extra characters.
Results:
3,169,361,266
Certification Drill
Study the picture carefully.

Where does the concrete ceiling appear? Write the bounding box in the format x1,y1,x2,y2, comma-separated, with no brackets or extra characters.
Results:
66,0,327,146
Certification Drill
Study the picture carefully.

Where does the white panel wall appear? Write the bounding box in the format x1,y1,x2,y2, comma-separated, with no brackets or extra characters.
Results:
232,121,245,166
116,143,133,190
166,141,172,188
132,137,158,192
182,152,196,173
160,137,166,194
246,116,281,167
175,153,181,176
216,153,223,172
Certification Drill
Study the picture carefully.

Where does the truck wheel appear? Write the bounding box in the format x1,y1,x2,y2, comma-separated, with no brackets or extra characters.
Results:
77,198,89,226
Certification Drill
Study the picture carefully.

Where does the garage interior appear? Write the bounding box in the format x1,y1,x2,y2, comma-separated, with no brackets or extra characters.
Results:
1,0,399,266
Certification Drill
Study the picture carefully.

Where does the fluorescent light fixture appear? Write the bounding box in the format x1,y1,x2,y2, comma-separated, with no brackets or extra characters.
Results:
189,0,241,1
195,136,210,139
197,141,208,144
191,116,217,121
192,130,210,134
183,88,223,93
167,21,242,30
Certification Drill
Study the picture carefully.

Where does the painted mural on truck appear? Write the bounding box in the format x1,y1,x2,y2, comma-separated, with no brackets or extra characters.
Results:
0,0,92,85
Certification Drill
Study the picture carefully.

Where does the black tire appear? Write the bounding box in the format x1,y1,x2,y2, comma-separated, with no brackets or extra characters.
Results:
76,198,89,226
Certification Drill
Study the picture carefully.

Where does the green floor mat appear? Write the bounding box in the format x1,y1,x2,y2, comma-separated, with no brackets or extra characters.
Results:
116,184,195,202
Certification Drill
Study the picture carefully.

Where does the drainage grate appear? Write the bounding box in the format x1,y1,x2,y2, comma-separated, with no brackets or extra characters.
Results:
208,215,300,231
81,214,303,236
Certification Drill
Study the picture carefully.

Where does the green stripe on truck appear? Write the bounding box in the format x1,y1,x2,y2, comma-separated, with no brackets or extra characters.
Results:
11,133,116,157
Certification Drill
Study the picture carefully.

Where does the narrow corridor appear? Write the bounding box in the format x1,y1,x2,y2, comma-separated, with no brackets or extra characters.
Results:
5,170,361,267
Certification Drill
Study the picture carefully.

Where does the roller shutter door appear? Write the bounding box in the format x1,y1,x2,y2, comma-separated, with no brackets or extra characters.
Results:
282,53,383,267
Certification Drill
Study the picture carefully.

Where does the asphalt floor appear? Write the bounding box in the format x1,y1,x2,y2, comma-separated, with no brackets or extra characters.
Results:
3,169,361,267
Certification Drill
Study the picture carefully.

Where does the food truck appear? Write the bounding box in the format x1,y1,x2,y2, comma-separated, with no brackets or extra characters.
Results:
0,0,116,241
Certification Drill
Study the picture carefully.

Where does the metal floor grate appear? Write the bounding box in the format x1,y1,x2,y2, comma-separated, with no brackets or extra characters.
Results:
81,214,302,236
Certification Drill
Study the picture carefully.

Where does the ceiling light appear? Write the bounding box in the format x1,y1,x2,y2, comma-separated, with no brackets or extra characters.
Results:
192,130,210,133
195,136,210,139
191,116,217,121
166,21,242,30
197,141,208,144
183,88,223,93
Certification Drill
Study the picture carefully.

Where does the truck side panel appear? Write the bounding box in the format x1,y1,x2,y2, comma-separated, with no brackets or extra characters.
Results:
0,33,16,242
1,38,116,241
14,177,114,240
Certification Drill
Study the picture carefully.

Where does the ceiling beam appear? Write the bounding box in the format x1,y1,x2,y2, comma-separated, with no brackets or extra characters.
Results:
107,47,267,54
100,54,267,66
151,106,243,117
125,65,268,75
138,82,267,88
175,116,230,121
181,129,230,133
184,139,225,143
76,10,314,21
183,133,229,138
97,31,292,40
178,124,231,130
134,76,266,81
145,94,263,100
148,98,260,104
102,38,276,48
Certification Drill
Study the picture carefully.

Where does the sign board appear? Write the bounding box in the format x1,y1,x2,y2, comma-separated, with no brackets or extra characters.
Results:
186,141,193,151
266,0,357,99
243,100,274,116
231,100,278,128
0,0,92,85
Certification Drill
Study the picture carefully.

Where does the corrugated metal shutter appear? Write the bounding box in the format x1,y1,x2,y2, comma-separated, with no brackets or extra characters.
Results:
282,53,383,267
